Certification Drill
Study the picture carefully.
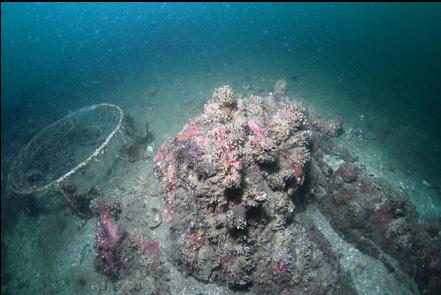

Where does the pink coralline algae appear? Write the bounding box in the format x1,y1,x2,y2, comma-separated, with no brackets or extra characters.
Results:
293,163,303,179
95,210,126,278
247,119,265,140
175,123,199,142
153,143,167,165
188,233,205,250
272,258,288,275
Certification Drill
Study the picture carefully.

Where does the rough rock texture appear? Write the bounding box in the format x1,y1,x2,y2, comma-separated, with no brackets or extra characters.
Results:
66,79,441,295
305,117,441,295
152,82,440,294
154,84,349,293
303,204,419,295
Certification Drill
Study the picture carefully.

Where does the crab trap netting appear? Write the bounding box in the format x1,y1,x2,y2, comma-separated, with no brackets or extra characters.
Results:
8,103,127,218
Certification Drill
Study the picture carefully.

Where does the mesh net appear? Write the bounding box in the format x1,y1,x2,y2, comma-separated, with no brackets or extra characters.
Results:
9,103,125,197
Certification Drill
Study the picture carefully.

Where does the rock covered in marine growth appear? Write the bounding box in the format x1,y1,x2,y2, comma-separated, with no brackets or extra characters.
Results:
154,84,344,292
95,209,126,278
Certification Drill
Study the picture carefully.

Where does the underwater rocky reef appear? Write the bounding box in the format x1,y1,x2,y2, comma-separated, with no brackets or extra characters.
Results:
91,82,440,295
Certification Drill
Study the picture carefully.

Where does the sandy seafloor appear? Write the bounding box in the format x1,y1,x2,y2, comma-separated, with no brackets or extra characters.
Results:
2,56,441,295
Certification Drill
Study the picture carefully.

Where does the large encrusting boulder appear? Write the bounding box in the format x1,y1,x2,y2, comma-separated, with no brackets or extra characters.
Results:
154,84,347,293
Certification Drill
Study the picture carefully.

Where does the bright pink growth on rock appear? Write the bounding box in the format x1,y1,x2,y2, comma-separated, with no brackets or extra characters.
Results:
154,144,167,165
162,162,178,191
164,203,176,218
189,233,205,250
95,210,125,278
164,199,177,222
293,163,303,179
272,258,288,274
218,139,229,150
214,126,227,137
176,124,198,142
227,158,241,170
247,119,265,140
100,210,122,244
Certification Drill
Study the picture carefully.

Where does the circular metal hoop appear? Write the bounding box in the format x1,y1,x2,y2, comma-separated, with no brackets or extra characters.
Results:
8,103,124,195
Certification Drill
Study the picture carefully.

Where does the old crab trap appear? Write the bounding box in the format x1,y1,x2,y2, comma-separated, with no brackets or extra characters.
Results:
8,103,129,218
